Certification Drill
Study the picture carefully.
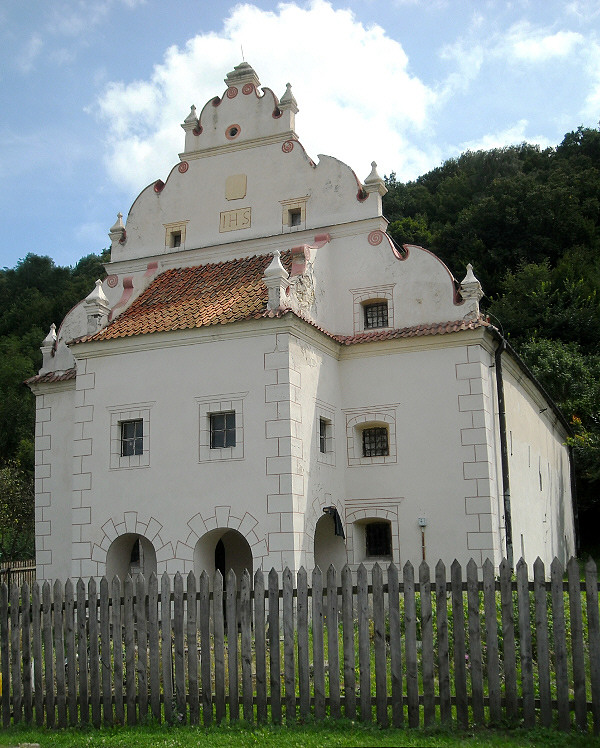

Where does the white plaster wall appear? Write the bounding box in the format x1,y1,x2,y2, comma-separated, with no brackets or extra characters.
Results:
32,384,75,582
502,359,575,567
338,340,495,570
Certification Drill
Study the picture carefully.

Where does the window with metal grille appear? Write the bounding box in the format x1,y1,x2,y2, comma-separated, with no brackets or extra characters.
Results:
362,427,389,457
319,417,330,453
121,419,143,457
365,522,392,557
364,302,388,329
210,411,236,449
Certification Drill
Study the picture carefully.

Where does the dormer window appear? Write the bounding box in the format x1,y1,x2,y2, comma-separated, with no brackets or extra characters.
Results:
364,301,388,329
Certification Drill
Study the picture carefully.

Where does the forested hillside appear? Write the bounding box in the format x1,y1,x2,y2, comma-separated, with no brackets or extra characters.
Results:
1,126,599,558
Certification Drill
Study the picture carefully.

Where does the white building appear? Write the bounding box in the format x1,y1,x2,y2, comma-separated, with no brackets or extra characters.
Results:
27,63,576,583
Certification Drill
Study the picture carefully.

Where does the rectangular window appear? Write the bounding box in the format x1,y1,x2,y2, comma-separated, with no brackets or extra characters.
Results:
121,419,143,457
171,231,182,248
364,302,388,329
210,411,236,449
362,427,389,457
289,208,302,226
365,522,392,557
319,417,329,453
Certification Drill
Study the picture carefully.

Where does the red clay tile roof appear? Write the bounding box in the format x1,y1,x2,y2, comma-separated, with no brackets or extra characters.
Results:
74,252,489,346
80,253,287,343
25,368,77,385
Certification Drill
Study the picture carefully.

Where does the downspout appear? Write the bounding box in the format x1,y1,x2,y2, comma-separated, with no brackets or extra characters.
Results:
495,338,514,569
568,445,580,556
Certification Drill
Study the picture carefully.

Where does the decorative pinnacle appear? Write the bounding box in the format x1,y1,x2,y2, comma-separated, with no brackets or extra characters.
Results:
279,82,298,113
363,161,387,196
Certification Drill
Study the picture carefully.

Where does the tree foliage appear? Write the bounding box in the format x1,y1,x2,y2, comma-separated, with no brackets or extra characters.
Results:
0,251,108,560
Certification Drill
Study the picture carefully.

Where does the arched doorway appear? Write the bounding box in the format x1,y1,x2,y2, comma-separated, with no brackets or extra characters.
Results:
106,533,157,583
314,512,347,575
194,528,253,584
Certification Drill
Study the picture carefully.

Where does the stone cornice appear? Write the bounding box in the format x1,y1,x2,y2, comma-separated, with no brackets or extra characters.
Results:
179,131,297,161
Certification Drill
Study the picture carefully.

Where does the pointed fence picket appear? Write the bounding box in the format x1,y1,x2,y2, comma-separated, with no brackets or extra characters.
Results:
0,557,599,734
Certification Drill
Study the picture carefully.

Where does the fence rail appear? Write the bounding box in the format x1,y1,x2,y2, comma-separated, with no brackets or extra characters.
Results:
0,556,599,733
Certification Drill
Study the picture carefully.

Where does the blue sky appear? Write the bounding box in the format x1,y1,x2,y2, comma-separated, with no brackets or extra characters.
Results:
1,0,600,270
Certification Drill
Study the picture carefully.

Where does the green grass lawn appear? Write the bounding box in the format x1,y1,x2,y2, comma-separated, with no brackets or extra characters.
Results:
0,721,599,748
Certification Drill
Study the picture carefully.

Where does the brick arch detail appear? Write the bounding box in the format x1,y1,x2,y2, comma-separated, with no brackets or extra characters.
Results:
91,510,174,576
178,505,269,567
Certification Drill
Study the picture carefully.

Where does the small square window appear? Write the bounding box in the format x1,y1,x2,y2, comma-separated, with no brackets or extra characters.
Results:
210,411,236,449
365,522,392,557
121,419,143,457
289,208,302,227
171,231,181,248
362,427,388,457
364,302,388,329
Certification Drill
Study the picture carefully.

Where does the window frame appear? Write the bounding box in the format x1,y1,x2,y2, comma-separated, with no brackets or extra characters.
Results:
120,418,143,457
345,406,397,466
363,301,389,329
362,426,389,457
109,403,153,470
197,392,247,462
210,411,236,449
350,285,395,334
315,402,335,466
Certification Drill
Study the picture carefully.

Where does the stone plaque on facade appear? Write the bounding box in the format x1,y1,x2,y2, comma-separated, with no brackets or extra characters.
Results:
225,174,247,200
220,207,251,232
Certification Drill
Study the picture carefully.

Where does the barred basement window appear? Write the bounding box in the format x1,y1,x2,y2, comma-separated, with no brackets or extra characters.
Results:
362,426,389,457
210,411,236,449
364,302,388,329
365,522,392,557
121,419,143,457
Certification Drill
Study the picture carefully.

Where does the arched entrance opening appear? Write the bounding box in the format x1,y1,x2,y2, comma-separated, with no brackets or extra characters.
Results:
194,528,253,583
314,512,347,574
106,533,157,583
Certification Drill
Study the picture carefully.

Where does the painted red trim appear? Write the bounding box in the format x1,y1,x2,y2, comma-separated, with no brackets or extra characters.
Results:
212,96,221,107
225,124,241,140
109,276,134,322
144,262,159,279
154,180,165,193
226,86,238,99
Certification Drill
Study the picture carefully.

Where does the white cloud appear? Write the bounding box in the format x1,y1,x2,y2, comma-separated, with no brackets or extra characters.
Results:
16,33,43,73
94,0,439,193
505,22,584,62
459,120,554,153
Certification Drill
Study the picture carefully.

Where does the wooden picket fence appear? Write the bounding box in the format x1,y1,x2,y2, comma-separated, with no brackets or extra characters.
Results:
0,559,35,590
0,556,599,733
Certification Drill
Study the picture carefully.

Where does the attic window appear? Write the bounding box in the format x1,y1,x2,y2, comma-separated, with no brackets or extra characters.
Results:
289,208,302,227
164,221,188,250
225,124,241,140
280,197,308,232
364,302,388,329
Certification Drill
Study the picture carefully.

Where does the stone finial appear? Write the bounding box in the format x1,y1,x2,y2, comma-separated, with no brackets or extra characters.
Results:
263,251,289,310
40,324,57,373
108,212,126,247
83,280,111,335
279,83,298,114
181,104,199,133
459,263,484,320
363,161,388,196
224,61,261,88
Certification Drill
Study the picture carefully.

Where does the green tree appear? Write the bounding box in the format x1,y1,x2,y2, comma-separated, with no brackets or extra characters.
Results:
0,461,34,561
